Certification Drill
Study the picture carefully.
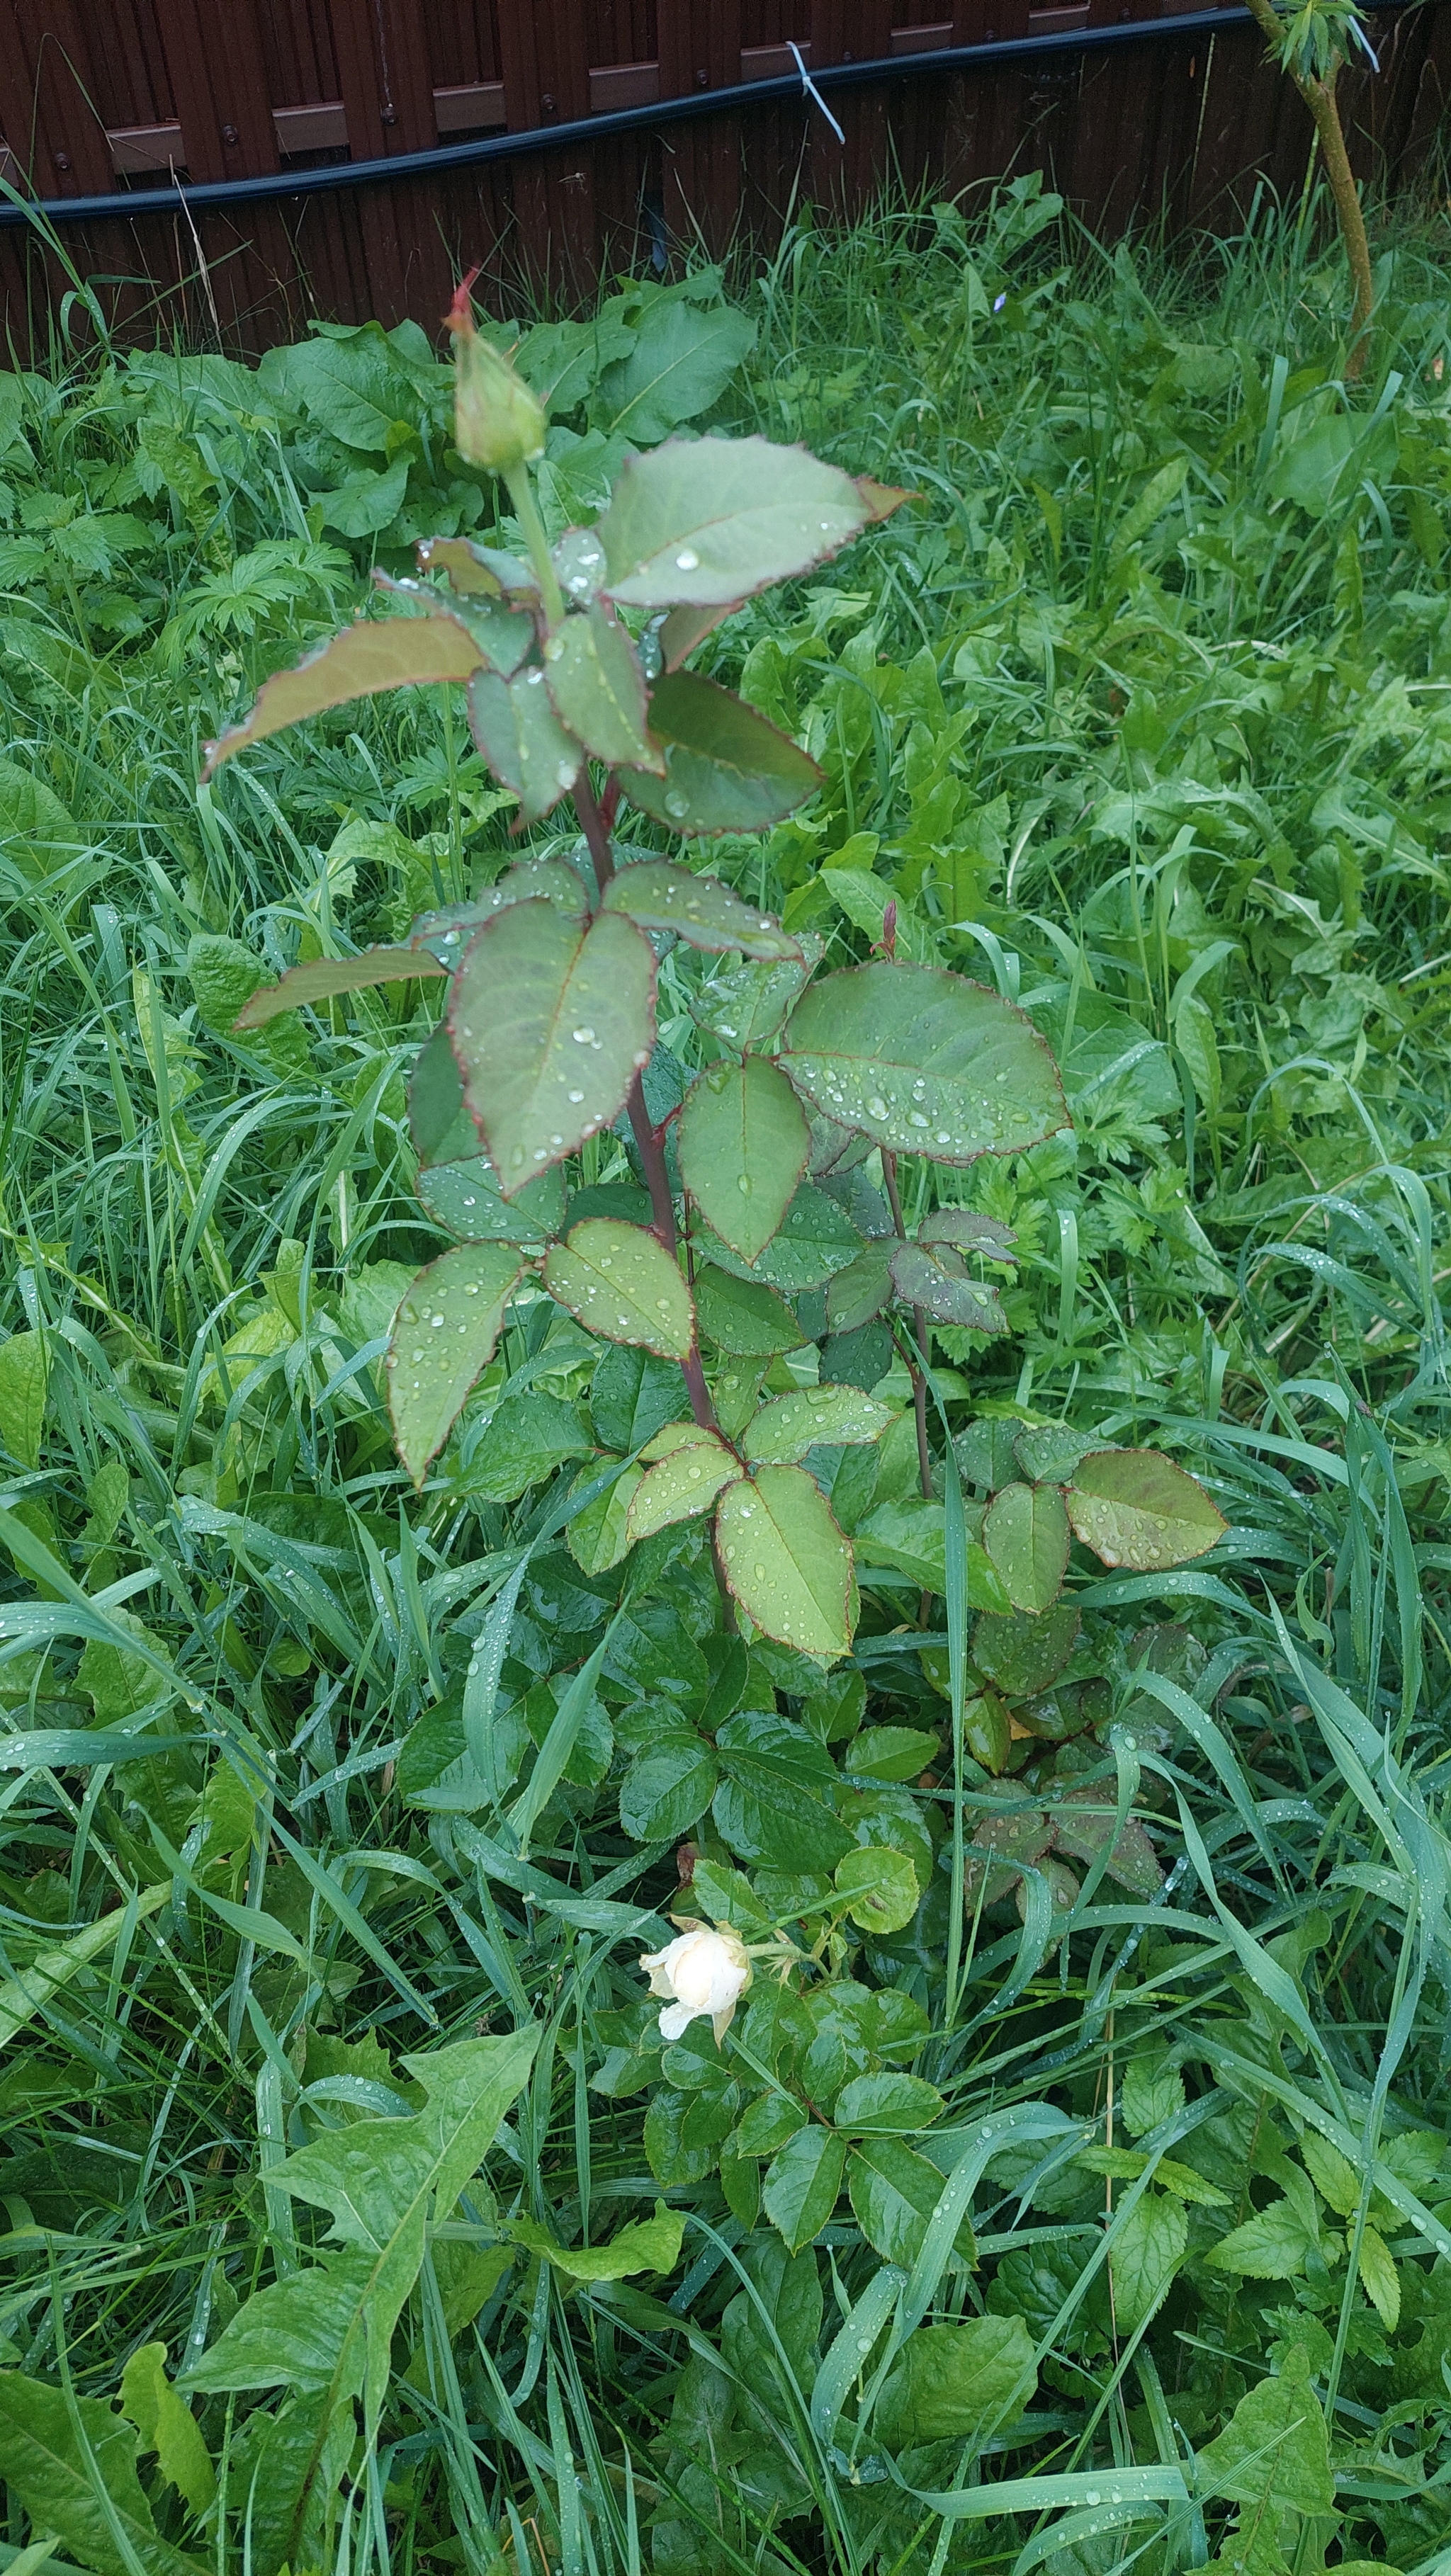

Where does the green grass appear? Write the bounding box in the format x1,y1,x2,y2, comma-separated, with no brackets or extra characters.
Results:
1,174,1451,2576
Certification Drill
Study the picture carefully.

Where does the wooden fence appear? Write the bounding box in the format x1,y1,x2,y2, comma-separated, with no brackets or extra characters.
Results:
1,0,1447,353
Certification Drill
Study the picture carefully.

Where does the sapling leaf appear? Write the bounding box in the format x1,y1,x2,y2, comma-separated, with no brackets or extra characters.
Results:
888,1240,1010,1334
543,601,658,769
603,858,803,960
655,598,742,669
415,535,538,596
597,434,905,606
825,1240,895,1334
973,1604,1080,1695
678,1057,811,1262
418,1154,564,1246
448,901,656,1192
693,1265,800,1354
468,666,582,825
386,1244,524,1485
203,610,487,773
410,856,592,965
621,671,823,834
1065,1449,1227,1570
1105,2191,1187,2337
982,1481,1071,1613
874,2317,1036,2449
1195,2344,1334,2511
0,1327,48,1470
507,2201,684,2280
778,961,1068,1163
543,1218,694,1358
715,1463,854,1656
743,1385,896,1465
626,1431,738,1540
235,946,445,1028
696,1179,863,1295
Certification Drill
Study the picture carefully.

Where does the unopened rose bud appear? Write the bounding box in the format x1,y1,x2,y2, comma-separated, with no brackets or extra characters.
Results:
446,271,546,475
640,1922,751,2045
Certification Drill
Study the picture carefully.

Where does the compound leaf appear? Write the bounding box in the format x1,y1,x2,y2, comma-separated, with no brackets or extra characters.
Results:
386,1244,524,1485
678,1056,811,1263
544,1218,694,1358
762,2125,847,2254
622,671,822,834
235,946,444,1029
888,1239,1010,1334
204,611,485,773
468,667,582,825
626,1429,738,1541
716,1463,853,1657
1065,1449,1226,1571
694,1265,799,1354
743,1385,895,1465
543,601,657,769
598,434,903,606
981,1481,1071,1614
779,962,1068,1164
449,902,656,1193
603,858,802,960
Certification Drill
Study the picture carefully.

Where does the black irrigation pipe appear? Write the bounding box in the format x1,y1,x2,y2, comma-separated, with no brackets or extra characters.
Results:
0,0,1421,232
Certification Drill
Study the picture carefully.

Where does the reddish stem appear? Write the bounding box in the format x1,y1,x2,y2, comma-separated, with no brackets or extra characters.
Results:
573,766,721,1448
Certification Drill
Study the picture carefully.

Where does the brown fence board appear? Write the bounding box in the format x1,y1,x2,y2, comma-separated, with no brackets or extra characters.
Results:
1,0,1448,359
660,0,745,256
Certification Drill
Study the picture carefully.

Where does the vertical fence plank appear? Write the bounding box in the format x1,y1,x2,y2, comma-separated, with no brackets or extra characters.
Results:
658,0,744,261
809,0,894,210
150,0,277,181
495,0,600,299
3,1,115,195
327,0,440,325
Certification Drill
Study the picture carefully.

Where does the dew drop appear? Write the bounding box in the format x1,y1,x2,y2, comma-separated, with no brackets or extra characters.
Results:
866,1095,888,1119
431,1315,446,1328
572,1026,596,1044
665,790,689,820
525,667,545,686
674,547,700,571
568,1087,585,1103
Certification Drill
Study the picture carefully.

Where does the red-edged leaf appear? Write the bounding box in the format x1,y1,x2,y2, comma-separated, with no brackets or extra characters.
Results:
235,946,445,1029
203,611,486,774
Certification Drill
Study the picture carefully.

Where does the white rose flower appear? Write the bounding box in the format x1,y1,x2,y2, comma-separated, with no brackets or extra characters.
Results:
640,1921,752,2044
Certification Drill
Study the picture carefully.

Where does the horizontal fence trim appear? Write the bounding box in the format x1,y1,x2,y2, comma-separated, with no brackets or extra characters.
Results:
4,0,1408,227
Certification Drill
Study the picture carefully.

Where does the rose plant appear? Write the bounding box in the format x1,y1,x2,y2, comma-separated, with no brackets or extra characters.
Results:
189,288,1238,2390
